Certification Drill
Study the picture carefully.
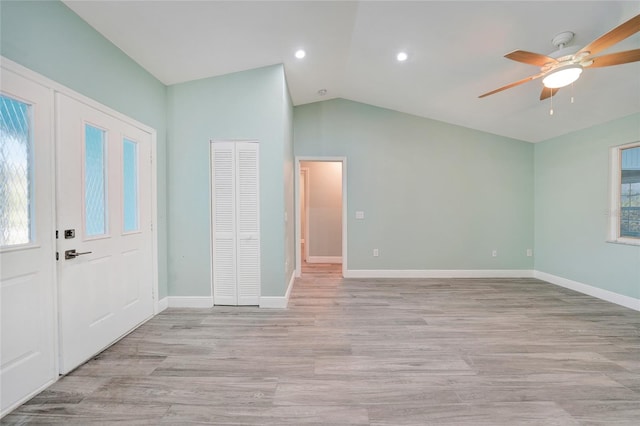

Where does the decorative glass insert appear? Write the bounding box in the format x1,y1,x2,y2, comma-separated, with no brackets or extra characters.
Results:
122,138,138,232
0,95,32,246
85,124,107,236
620,146,640,238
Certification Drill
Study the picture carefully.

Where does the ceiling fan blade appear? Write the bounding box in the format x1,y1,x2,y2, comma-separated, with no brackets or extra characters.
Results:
505,50,558,67
540,87,560,100
588,49,640,67
578,14,640,57
478,73,544,98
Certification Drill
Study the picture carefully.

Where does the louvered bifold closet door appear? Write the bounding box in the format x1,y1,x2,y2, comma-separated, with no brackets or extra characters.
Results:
212,142,238,305
236,143,260,305
211,141,260,306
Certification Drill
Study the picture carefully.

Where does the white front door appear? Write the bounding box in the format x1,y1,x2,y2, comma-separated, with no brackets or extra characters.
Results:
56,93,153,374
0,70,57,414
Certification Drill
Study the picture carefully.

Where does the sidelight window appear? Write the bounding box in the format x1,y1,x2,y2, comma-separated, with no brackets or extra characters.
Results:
0,95,33,247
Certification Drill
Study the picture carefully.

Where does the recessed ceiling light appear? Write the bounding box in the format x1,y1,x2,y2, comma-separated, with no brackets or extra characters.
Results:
295,49,306,59
397,52,408,62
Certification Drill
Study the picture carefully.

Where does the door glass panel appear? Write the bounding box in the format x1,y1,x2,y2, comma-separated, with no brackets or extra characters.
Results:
0,94,32,246
85,124,107,236
122,138,138,232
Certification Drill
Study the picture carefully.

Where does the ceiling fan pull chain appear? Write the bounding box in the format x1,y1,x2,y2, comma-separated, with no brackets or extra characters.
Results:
571,82,575,104
550,91,554,116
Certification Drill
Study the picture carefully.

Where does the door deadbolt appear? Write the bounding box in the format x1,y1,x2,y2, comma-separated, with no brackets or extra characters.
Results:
65,249,92,260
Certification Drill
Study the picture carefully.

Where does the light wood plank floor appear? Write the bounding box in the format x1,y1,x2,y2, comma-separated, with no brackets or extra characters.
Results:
301,261,342,278
3,275,640,425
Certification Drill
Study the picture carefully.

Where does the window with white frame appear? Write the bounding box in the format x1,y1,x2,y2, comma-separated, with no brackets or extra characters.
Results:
610,142,640,244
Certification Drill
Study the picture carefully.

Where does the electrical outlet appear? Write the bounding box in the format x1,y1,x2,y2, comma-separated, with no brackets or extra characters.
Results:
526,249,533,257
492,250,497,257
373,248,379,257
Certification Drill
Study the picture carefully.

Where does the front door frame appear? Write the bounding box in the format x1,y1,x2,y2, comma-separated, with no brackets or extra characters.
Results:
1,55,160,359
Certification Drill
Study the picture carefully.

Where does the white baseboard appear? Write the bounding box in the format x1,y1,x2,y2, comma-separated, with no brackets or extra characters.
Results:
260,272,295,309
259,297,286,308
307,256,342,264
344,269,534,279
167,296,214,308
286,270,295,300
534,271,640,312
156,297,169,313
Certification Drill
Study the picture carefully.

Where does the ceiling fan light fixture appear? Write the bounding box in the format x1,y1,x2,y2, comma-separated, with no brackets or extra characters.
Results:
542,64,583,88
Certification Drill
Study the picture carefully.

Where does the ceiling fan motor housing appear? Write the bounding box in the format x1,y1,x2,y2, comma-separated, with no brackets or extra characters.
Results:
551,31,575,48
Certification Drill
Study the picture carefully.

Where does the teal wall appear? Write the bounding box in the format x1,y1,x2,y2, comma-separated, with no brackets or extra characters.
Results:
535,113,640,299
167,65,290,298
294,99,535,270
0,0,169,298
3,1,636,303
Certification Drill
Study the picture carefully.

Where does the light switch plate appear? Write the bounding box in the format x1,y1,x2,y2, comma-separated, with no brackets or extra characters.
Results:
355,211,364,219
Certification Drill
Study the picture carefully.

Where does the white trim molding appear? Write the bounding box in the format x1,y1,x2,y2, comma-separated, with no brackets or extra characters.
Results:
260,271,295,309
157,297,169,312
167,296,214,308
534,271,640,311
259,297,288,309
307,256,342,264
344,269,534,279
294,156,348,279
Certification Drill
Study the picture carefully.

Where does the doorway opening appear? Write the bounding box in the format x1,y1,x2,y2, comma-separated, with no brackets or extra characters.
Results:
295,157,347,278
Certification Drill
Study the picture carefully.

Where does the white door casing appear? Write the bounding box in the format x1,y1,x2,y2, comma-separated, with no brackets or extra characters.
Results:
211,141,260,306
300,168,309,261
0,70,57,415
56,93,154,374
294,157,348,278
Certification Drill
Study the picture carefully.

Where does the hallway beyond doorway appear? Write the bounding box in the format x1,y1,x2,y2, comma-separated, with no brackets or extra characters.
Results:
296,157,347,278
301,242,342,278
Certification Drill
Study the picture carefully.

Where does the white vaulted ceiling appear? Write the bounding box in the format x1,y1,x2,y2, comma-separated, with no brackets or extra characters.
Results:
64,1,640,142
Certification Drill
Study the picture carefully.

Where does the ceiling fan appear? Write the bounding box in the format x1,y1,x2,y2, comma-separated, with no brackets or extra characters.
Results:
479,14,640,100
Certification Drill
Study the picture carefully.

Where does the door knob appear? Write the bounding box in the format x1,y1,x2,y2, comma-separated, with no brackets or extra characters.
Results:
65,249,92,260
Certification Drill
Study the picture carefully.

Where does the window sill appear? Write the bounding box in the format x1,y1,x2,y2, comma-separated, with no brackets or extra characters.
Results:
606,238,640,247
